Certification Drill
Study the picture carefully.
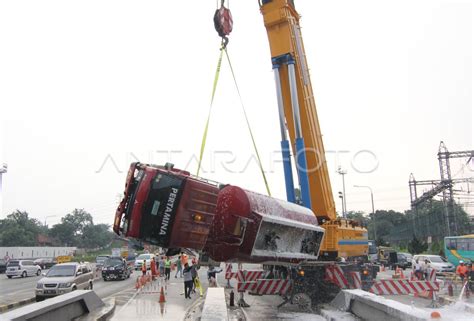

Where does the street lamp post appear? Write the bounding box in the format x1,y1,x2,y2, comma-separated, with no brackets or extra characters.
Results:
354,185,376,241
337,167,347,218
338,192,344,217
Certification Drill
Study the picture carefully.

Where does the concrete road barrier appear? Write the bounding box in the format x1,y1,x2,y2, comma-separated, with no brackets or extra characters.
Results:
0,290,104,321
331,289,428,321
201,288,228,321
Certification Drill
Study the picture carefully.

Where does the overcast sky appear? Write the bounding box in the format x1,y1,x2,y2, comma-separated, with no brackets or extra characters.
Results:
0,0,472,226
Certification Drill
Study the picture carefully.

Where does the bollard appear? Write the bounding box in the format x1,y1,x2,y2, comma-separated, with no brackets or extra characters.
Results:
448,282,453,297
230,290,235,307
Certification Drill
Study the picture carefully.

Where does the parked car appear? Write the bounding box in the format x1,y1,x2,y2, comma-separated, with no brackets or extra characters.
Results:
412,254,455,273
95,255,110,270
0,259,6,274
35,262,94,301
399,253,413,267
34,258,56,269
102,257,131,281
393,253,410,270
134,253,156,270
6,260,41,278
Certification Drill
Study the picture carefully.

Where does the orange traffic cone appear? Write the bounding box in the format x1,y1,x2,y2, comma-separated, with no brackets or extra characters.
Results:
159,286,166,303
135,277,140,290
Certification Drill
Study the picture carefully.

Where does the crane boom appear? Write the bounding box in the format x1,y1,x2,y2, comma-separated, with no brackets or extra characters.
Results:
260,0,368,259
261,0,336,220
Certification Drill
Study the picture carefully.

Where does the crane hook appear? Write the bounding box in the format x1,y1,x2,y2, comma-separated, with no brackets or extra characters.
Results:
214,1,233,48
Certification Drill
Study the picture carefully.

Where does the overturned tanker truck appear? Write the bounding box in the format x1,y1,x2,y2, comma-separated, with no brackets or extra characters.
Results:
113,1,379,306
113,162,377,306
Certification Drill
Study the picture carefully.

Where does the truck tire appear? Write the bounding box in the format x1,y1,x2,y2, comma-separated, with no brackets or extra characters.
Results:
292,293,312,312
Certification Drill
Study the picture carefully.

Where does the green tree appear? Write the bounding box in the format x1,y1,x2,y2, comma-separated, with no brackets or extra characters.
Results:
49,209,114,248
346,211,368,227
49,209,94,247
408,236,428,254
81,224,113,249
49,222,76,246
0,210,43,246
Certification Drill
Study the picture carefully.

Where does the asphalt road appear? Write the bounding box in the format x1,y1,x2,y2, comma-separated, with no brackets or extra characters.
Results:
0,269,138,308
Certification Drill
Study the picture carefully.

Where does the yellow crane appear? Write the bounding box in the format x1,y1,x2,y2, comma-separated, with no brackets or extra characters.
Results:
259,0,368,260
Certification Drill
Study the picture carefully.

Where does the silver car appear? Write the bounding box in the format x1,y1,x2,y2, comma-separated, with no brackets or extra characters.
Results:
6,260,42,278
35,262,94,301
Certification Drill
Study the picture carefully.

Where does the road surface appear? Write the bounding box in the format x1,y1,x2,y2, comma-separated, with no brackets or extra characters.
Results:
0,269,138,308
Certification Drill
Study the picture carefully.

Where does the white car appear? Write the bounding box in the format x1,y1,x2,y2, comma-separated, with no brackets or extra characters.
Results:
35,262,94,301
134,253,156,270
6,260,42,278
412,254,455,273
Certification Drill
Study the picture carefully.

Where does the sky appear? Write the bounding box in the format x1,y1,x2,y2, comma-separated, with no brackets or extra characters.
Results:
0,0,472,227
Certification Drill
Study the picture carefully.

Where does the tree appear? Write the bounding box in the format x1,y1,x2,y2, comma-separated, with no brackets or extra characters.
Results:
0,210,43,246
62,209,94,235
345,211,368,227
49,222,76,246
81,224,113,249
408,236,428,254
49,209,94,247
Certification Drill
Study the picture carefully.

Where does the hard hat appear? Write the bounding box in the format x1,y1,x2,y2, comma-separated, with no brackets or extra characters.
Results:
459,260,464,264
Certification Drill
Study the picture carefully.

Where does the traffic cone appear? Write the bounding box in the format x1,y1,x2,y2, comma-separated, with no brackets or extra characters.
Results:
135,277,140,290
159,286,166,303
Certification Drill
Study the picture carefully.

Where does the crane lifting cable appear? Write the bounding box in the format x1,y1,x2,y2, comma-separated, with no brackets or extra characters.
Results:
196,3,271,196
223,48,271,197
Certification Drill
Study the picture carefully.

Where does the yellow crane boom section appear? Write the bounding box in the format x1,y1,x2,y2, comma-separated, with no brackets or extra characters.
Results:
261,0,336,221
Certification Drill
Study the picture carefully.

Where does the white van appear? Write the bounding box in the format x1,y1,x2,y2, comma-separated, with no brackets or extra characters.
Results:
412,254,455,273
35,262,94,301
6,260,42,278
134,253,156,270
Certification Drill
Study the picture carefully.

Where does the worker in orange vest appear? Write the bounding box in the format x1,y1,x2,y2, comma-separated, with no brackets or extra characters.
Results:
150,257,158,279
141,260,147,276
457,260,469,283
180,252,188,267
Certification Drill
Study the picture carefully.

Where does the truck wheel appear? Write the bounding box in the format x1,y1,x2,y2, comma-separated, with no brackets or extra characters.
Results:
22,271,27,278
7,275,12,279
292,293,312,312
36,296,45,302
36,270,41,276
